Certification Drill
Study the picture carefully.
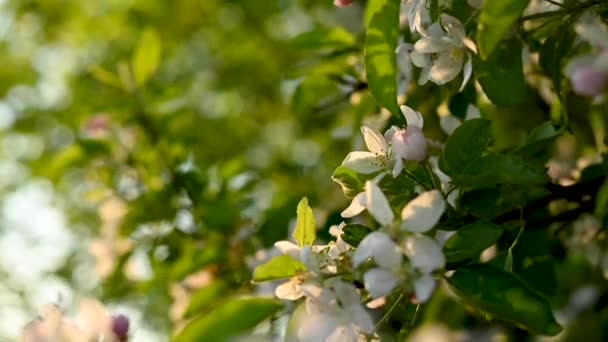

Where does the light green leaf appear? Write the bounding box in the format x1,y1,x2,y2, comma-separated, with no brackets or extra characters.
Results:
293,197,316,246
364,0,400,116
443,221,503,262
477,0,529,59
132,28,161,86
475,39,527,106
253,255,306,282
183,281,227,319
447,264,562,336
332,166,365,199
173,297,282,341
289,27,355,50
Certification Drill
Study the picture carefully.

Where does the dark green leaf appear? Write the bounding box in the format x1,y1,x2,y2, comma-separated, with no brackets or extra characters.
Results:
441,119,492,176
443,221,503,262
477,0,529,59
364,0,400,116
475,39,527,106
174,297,282,341
341,224,373,247
453,154,547,188
447,264,562,335
252,255,306,282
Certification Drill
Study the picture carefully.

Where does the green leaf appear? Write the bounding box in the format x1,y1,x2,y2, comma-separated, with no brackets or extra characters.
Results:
539,26,575,96
293,197,316,246
443,221,503,262
289,27,355,50
515,121,562,161
252,255,306,282
475,39,527,106
332,166,364,199
183,281,227,319
132,27,161,86
364,0,400,116
461,185,549,220
477,0,529,59
447,264,562,336
453,154,547,188
341,224,373,247
441,119,492,176
174,297,282,341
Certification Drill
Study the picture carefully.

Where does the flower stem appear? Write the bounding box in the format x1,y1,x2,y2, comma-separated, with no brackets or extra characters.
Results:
373,294,404,333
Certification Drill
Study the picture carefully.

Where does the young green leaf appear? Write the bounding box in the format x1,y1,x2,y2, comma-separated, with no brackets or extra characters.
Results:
443,221,503,262
447,264,562,336
293,197,316,246
364,0,400,116
289,27,355,50
252,255,306,282
332,166,365,199
477,0,529,59
132,27,161,87
173,297,282,341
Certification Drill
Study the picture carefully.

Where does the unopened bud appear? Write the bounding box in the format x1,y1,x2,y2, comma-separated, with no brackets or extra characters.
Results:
570,66,608,97
334,0,353,7
111,314,130,341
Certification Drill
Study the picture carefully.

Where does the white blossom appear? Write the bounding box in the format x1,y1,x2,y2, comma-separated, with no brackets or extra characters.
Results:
272,240,327,300
353,231,402,298
401,189,446,233
402,0,431,35
410,14,476,90
403,235,445,302
342,126,390,174
341,180,394,226
297,279,374,342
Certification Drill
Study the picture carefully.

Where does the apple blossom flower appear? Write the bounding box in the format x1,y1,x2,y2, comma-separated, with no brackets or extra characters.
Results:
410,14,476,90
385,105,429,176
353,231,402,298
297,279,374,341
403,234,445,302
334,0,353,7
328,222,353,259
341,180,394,226
341,126,391,174
402,0,431,35
272,240,324,300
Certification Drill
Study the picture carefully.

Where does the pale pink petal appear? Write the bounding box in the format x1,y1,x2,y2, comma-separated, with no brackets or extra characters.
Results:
400,105,424,128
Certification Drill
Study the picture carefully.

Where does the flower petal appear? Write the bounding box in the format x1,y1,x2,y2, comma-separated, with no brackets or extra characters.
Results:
440,115,462,135
400,105,424,128
413,273,436,303
440,14,465,41
364,268,398,298
459,54,473,92
365,181,395,226
275,240,301,259
403,235,445,273
353,231,401,269
341,192,366,218
342,151,382,174
414,37,452,54
401,189,446,233
465,104,481,120
361,126,388,156
410,51,431,68
392,157,404,178
429,50,464,85
275,278,304,300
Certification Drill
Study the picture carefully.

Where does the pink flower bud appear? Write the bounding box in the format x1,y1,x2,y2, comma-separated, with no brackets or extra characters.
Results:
111,314,130,341
570,66,608,97
391,126,428,162
334,0,353,7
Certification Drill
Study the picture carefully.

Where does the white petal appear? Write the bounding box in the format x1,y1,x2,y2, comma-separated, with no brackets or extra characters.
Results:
275,278,304,300
403,235,445,273
275,240,301,260
427,22,443,38
430,50,464,85
413,273,436,302
459,54,473,92
350,306,375,334
364,268,398,298
461,37,478,54
400,105,424,128
328,278,361,307
353,231,401,269
465,104,481,120
365,181,395,226
341,192,366,218
440,14,465,41
401,190,446,233
414,37,452,54
361,126,388,155
410,51,431,68
298,312,340,342
392,158,404,178
440,115,462,135
384,125,400,142
395,43,414,54
342,151,382,174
